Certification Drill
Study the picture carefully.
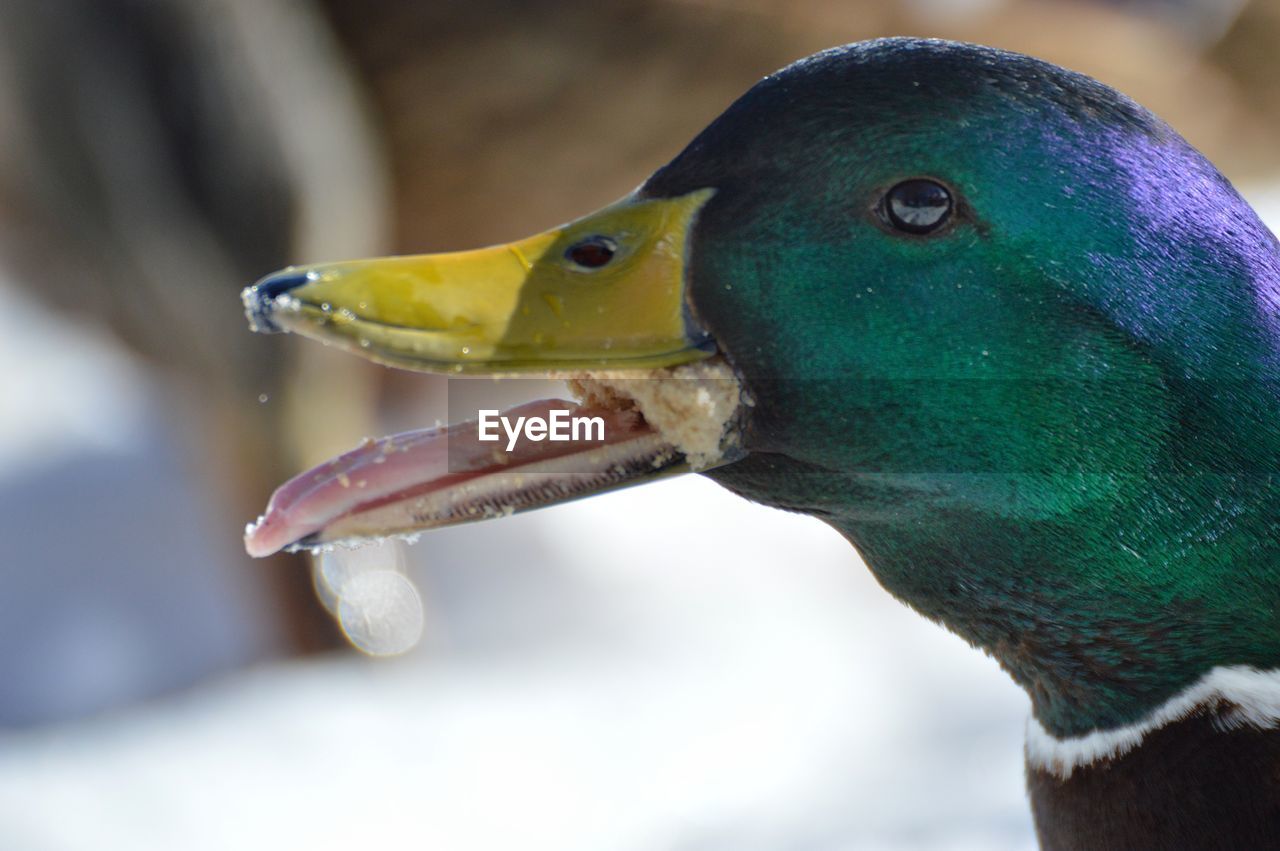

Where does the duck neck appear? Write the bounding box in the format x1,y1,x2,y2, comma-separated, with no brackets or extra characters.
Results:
820,470,1280,738
1026,677,1280,849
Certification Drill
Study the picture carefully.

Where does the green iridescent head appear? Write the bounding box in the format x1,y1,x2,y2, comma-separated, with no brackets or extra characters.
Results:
642,39,1280,736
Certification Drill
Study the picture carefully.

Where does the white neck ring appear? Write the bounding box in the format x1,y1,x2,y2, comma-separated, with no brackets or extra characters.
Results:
1026,665,1280,779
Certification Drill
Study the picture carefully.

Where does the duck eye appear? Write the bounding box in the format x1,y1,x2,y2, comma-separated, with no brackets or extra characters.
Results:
565,236,617,269
883,179,953,234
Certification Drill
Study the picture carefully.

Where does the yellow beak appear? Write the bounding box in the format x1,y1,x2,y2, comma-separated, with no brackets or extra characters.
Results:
243,188,716,373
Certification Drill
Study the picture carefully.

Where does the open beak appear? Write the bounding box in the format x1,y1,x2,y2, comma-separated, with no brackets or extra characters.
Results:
242,189,746,557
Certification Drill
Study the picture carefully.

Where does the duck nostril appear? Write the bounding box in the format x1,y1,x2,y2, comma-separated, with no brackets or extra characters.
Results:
565,236,617,269
243,269,313,333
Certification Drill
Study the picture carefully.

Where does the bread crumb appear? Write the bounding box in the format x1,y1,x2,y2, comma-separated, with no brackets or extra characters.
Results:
566,357,745,469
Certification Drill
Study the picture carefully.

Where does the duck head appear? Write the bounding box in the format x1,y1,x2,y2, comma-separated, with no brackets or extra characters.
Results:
243,38,1280,741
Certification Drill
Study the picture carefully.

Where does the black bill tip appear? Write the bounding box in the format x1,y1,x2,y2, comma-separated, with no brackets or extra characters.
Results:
242,268,313,334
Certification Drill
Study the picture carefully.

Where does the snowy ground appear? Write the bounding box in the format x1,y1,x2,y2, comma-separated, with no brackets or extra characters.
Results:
0,482,1035,850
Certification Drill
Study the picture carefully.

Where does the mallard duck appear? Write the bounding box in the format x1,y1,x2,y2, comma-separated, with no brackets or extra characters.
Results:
241,38,1280,849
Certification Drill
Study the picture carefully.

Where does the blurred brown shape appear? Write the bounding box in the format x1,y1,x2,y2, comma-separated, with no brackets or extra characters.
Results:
319,0,1280,257
0,0,392,654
